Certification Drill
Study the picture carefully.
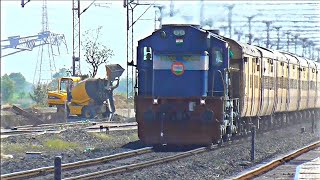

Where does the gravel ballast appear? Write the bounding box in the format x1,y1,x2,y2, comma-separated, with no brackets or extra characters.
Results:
106,122,319,180
1,121,319,179
0,128,144,175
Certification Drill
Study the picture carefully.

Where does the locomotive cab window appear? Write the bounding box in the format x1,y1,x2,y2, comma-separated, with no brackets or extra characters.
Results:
143,47,153,61
212,49,223,66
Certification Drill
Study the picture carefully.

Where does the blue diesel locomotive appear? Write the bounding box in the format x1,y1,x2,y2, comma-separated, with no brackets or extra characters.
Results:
134,24,320,146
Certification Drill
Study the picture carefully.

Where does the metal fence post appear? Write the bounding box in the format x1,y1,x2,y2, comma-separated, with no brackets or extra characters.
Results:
64,100,68,122
312,111,315,133
251,126,256,162
54,156,62,180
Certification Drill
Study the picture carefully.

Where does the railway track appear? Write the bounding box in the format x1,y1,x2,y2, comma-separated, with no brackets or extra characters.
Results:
0,122,137,138
64,146,210,180
0,147,153,180
1,123,315,179
233,140,320,180
1,140,235,180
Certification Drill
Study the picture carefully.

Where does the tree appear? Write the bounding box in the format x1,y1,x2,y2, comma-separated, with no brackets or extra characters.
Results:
29,83,48,106
82,26,114,77
80,74,89,80
8,72,26,93
1,74,15,102
52,68,71,79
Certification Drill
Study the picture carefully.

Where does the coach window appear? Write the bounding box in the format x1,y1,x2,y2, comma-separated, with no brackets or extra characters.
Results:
143,47,152,61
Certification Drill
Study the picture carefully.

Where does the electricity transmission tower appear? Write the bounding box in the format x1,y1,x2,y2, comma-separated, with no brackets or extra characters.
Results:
33,0,56,84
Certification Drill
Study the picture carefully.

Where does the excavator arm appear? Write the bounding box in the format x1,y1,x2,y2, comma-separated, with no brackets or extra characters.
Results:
105,64,125,120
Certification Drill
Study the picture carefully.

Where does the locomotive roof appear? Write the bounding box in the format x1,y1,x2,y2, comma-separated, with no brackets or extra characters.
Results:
162,24,201,28
138,24,208,44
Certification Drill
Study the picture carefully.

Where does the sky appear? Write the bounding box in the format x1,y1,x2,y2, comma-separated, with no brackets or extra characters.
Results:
1,1,320,83
1,1,161,82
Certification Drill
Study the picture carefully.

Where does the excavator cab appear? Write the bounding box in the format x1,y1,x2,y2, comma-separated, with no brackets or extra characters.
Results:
47,77,81,108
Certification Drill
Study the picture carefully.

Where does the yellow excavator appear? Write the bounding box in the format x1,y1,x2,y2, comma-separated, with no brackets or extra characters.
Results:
47,64,124,120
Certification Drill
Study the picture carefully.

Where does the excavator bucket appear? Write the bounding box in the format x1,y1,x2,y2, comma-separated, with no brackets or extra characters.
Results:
106,64,125,81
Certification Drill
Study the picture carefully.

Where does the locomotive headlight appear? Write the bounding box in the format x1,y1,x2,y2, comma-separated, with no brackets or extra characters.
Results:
173,29,185,36
200,99,206,105
153,98,158,105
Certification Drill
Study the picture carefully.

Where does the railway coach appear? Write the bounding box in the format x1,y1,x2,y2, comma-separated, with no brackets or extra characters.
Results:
133,24,320,146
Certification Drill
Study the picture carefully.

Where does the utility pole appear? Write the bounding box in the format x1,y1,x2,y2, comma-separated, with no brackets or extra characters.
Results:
124,0,153,118
246,15,259,44
274,26,282,50
309,41,314,60
71,0,97,76
234,29,243,41
154,5,165,29
21,0,30,7
263,21,272,48
317,48,320,62
227,5,235,38
312,43,315,60
285,31,291,52
253,37,262,46
293,34,299,54
72,0,80,76
220,26,228,36
300,38,308,57
200,0,204,27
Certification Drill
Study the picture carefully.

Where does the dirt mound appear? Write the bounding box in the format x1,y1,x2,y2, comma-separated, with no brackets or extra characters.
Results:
1,105,65,128
114,94,134,109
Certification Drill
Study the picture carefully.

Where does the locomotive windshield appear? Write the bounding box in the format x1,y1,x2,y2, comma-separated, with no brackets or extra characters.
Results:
153,53,209,71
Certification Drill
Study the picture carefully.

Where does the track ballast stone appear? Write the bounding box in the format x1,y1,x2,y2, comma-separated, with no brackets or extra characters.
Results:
0,128,144,175
1,122,318,179
105,122,319,180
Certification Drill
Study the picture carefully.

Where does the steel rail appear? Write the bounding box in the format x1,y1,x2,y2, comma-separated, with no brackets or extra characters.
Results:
233,140,320,180
1,123,137,138
7,122,136,132
15,121,95,129
64,147,210,180
0,147,153,180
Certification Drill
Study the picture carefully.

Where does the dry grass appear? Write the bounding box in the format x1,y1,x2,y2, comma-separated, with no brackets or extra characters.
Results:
2,143,42,154
43,138,79,150
90,132,113,140
126,133,139,141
